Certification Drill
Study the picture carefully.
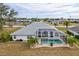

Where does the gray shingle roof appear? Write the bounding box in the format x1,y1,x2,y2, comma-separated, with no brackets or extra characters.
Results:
11,22,57,36
69,26,79,33
68,26,79,35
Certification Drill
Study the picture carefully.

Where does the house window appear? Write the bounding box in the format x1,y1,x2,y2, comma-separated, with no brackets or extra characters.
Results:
42,31,48,37
14,35,16,39
60,36,65,39
38,31,41,37
55,32,59,37
50,31,53,37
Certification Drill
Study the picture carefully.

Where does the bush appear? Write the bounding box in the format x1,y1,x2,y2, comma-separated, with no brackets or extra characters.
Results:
67,36,75,47
0,32,12,42
67,30,74,35
75,35,79,39
27,37,38,48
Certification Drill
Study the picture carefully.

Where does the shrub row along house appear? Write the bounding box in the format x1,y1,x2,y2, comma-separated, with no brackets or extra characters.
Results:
11,22,67,47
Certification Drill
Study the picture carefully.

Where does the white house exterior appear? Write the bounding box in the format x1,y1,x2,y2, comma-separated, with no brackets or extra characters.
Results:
11,22,67,46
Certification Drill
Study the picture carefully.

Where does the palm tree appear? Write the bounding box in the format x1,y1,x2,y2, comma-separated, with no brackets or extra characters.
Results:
63,21,70,29
27,37,38,48
67,36,75,47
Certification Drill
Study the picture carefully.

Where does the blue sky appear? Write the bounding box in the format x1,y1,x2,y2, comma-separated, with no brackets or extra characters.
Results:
5,3,79,18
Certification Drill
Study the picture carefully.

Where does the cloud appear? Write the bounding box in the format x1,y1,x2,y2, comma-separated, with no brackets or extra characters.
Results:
5,3,79,18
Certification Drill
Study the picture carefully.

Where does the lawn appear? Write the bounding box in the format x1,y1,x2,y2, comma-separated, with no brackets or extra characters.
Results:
56,27,67,33
0,41,79,56
0,27,20,34
0,27,21,42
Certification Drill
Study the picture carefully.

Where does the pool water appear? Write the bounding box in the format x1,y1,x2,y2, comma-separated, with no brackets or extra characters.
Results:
49,39,62,44
41,39,62,44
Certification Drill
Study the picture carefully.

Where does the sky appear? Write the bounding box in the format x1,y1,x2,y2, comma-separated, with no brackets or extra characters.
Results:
5,3,79,18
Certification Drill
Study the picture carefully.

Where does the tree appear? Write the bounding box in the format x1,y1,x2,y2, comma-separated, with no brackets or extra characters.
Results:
54,23,58,27
63,21,70,29
0,3,9,29
43,18,49,22
27,37,38,48
7,9,18,27
0,3,18,28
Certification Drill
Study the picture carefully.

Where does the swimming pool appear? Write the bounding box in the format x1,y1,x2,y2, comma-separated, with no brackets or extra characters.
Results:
41,39,62,44
49,39,62,44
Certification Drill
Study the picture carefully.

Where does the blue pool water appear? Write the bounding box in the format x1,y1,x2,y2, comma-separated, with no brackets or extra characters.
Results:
41,39,62,44
49,40,62,44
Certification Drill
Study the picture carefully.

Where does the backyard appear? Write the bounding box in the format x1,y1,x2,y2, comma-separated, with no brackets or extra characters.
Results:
0,41,78,56
0,27,78,56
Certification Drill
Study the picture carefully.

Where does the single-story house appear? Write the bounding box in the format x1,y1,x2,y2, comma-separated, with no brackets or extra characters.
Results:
48,19,66,24
11,22,67,46
68,19,79,22
16,19,32,22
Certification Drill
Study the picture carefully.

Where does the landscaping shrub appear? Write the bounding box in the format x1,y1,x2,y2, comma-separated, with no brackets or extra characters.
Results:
67,36,75,47
27,37,38,48
67,30,74,35
74,21,79,23
0,32,12,42
75,35,79,39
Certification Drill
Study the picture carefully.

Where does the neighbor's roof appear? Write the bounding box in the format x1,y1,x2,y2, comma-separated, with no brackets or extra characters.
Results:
69,26,79,32
11,22,65,36
68,26,79,35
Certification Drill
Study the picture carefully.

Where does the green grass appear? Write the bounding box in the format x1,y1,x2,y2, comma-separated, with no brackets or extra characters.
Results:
0,27,20,33
56,27,67,33
0,27,20,42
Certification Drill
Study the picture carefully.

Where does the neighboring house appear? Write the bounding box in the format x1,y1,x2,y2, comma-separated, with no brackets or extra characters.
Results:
48,19,66,24
68,26,79,36
16,19,32,22
67,18,79,23
11,22,67,46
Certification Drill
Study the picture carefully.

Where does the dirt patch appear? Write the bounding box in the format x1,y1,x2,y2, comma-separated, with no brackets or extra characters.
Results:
0,41,79,56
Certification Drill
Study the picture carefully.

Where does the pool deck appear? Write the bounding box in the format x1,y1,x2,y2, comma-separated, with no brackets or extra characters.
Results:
34,44,70,48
